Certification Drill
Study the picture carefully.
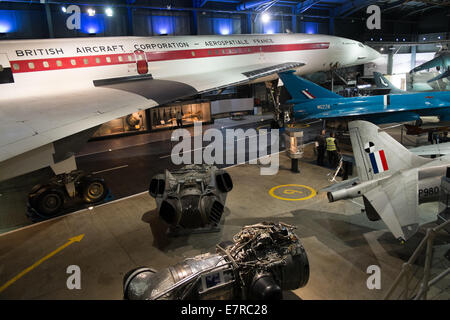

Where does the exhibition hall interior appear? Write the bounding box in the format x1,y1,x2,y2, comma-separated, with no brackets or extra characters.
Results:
0,0,449,301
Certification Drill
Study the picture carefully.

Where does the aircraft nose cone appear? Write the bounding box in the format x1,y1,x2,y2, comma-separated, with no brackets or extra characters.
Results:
368,46,381,61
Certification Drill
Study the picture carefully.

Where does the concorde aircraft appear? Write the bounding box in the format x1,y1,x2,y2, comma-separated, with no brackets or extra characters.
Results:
278,70,450,125
0,33,379,182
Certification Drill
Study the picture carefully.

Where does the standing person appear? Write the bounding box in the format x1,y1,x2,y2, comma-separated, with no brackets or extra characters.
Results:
326,132,339,168
176,110,183,127
315,129,326,166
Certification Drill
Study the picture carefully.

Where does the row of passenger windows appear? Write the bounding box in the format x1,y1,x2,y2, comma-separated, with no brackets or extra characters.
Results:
206,47,253,56
12,54,138,71
11,48,257,71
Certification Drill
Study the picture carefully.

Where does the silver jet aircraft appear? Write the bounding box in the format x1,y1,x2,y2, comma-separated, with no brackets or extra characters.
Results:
327,120,450,242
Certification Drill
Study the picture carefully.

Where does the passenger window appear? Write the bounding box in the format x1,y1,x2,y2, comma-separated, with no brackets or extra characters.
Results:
56,60,62,67
28,62,35,69
106,57,111,63
70,59,76,66
215,50,219,55
83,58,89,65
43,61,49,68
13,63,19,70
208,50,211,55
96,57,101,64
248,48,251,52
191,51,195,57
118,56,123,62
128,55,133,61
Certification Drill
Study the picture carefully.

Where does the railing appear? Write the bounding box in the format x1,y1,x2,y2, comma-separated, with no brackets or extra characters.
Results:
383,219,450,300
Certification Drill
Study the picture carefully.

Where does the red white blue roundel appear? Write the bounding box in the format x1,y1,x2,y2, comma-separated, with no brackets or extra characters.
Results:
364,142,388,174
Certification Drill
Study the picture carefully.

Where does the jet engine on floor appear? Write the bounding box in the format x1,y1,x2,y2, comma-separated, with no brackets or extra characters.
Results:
123,222,309,300
148,164,233,234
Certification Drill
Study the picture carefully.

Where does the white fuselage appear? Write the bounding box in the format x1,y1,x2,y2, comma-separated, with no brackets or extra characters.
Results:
0,33,379,97
329,157,450,204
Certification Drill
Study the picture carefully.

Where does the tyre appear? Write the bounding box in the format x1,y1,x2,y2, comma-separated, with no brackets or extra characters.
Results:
81,178,108,204
28,184,46,208
33,187,65,218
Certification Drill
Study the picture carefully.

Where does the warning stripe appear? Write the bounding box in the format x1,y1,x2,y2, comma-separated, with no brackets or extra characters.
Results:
9,42,330,74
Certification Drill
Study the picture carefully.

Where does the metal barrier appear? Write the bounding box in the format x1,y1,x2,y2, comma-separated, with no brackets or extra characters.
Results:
383,219,450,300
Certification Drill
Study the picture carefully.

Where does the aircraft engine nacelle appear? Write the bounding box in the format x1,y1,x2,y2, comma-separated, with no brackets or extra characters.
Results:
148,165,232,232
327,180,379,202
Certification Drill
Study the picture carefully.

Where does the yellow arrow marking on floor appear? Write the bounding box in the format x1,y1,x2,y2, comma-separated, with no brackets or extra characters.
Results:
0,234,84,294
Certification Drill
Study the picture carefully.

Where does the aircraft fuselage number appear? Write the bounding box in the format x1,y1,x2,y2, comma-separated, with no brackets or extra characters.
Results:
419,187,439,198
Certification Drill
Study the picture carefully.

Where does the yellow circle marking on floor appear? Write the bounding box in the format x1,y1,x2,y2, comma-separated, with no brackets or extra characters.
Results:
269,184,317,201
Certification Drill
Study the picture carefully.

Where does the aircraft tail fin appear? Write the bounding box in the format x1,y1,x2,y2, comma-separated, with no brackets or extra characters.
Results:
373,72,405,93
348,120,431,182
278,70,342,103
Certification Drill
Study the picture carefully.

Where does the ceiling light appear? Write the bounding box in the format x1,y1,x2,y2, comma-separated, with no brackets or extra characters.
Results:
105,8,113,17
87,8,96,16
261,13,270,24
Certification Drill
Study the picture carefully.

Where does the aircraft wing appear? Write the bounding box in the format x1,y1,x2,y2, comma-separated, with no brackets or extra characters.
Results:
409,142,450,156
301,107,421,121
410,56,443,73
0,62,304,164
363,171,419,241
427,69,450,83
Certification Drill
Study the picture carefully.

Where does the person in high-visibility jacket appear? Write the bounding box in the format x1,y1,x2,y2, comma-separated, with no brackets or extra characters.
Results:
326,132,339,168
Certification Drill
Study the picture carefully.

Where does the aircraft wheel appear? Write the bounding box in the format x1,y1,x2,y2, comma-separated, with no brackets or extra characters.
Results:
82,178,108,204
33,187,65,218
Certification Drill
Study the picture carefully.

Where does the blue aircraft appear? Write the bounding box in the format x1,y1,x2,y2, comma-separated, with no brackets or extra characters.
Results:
278,70,450,124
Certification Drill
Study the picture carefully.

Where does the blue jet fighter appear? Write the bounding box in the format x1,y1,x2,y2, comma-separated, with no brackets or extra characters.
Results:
278,70,450,125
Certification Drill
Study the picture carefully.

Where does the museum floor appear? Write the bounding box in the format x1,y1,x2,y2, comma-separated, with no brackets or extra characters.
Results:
1,145,448,300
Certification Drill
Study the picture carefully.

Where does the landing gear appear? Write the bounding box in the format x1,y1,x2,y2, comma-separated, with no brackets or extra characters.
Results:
81,178,108,203
266,79,292,129
27,170,109,221
29,187,65,218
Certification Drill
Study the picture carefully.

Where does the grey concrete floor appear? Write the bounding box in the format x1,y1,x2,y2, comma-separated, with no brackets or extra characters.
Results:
1,145,448,300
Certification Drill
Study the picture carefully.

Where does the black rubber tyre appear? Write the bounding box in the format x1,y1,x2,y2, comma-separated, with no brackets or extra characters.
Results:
28,184,46,208
34,187,65,218
82,178,108,204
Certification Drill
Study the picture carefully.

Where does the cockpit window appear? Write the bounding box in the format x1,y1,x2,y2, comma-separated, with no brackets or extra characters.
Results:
358,43,365,48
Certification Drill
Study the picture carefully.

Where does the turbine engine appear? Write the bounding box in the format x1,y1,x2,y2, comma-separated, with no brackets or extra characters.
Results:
123,222,309,300
148,165,233,232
